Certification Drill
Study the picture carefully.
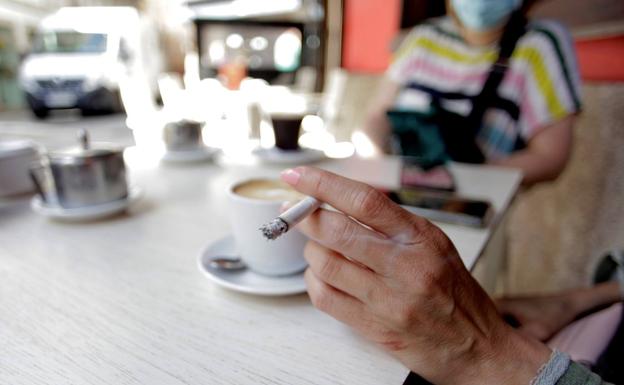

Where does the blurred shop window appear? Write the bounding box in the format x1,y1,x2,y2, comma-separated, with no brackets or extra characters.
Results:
0,25,25,110
27,27,37,51
200,24,304,86
190,0,324,90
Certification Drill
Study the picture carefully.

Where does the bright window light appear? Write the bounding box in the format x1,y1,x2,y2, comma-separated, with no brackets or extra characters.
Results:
250,36,269,51
325,142,355,159
209,40,225,64
225,33,244,49
274,29,301,72
351,131,377,158
189,0,301,19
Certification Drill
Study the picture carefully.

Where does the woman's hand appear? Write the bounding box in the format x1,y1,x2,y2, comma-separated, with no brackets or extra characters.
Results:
281,166,551,385
496,281,623,341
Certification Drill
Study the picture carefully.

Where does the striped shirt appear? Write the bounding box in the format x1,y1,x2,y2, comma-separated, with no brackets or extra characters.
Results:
387,17,582,160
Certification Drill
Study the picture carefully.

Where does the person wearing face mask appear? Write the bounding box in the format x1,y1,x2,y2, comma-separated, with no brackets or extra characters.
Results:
361,0,581,185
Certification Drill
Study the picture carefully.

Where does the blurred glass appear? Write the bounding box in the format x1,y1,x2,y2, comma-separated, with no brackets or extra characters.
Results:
32,31,107,54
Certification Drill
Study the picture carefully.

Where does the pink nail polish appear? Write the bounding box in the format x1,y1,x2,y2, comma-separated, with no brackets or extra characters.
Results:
281,168,302,185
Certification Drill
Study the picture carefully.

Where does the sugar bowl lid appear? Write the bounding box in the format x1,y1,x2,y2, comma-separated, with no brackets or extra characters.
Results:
49,129,124,164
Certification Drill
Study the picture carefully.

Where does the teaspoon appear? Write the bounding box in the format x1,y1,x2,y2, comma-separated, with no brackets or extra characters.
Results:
209,257,247,271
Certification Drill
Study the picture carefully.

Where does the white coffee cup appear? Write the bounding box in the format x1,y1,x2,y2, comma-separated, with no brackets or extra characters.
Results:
229,179,308,276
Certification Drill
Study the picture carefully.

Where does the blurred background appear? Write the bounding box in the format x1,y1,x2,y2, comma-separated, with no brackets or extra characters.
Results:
0,0,623,295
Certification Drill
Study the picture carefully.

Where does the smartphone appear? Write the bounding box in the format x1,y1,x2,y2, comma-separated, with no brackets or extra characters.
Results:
383,188,493,228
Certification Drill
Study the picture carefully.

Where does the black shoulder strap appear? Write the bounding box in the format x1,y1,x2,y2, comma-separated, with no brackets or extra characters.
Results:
403,371,433,385
466,11,527,134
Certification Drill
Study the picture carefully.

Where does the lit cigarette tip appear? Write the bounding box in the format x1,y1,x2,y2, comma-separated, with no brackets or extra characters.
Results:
259,196,321,240
260,218,289,241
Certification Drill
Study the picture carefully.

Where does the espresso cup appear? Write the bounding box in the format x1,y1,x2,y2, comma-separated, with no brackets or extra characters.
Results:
229,179,308,276
270,113,304,151
163,119,204,152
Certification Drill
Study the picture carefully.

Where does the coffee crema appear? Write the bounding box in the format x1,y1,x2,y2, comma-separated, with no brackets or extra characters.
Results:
234,179,303,202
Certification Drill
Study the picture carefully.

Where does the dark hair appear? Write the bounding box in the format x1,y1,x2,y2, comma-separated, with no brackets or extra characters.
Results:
400,0,447,29
521,0,541,14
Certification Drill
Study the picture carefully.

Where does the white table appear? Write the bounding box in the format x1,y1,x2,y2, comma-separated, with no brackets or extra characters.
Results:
0,153,521,385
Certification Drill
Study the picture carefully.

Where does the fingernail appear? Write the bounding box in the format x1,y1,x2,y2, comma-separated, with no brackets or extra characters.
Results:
281,168,302,185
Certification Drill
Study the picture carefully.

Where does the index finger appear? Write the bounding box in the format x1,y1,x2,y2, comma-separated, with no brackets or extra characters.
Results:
281,166,428,241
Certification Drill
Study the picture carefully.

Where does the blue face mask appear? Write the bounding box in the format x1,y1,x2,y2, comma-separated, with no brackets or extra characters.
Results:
451,0,522,31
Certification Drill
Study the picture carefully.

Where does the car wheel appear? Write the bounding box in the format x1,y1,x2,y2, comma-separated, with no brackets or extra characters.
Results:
80,108,98,117
111,89,124,113
32,108,49,119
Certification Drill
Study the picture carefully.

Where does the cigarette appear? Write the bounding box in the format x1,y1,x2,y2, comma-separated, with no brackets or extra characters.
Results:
259,196,321,240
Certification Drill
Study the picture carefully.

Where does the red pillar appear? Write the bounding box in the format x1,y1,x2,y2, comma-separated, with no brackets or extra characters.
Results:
342,0,402,73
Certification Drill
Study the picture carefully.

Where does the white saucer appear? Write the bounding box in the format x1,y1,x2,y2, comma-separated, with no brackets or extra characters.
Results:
197,236,307,296
252,147,325,166
31,187,142,221
161,146,219,164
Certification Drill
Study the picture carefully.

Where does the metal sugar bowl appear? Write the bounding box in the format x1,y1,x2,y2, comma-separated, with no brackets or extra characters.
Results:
30,130,128,208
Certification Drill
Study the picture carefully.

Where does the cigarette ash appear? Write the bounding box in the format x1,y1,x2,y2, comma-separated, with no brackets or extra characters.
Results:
259,217,289,240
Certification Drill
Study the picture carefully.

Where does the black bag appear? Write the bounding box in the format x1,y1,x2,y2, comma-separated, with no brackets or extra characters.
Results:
592,250,624,384
389,12,527,169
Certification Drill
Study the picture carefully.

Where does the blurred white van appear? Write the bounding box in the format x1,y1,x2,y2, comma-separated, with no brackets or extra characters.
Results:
19,7,163,118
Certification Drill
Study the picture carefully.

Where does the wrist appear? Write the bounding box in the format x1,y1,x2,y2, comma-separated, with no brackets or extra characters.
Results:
458,326,552,385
